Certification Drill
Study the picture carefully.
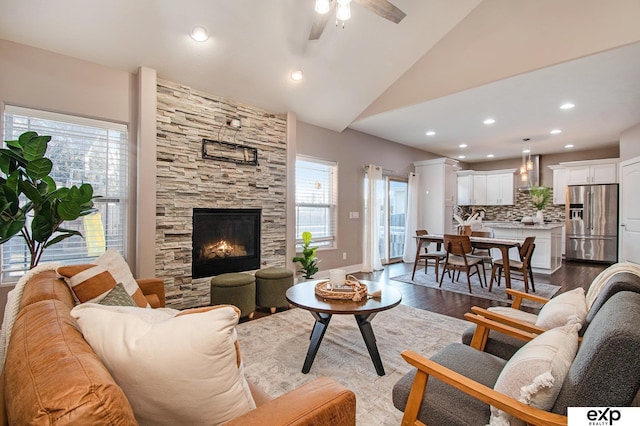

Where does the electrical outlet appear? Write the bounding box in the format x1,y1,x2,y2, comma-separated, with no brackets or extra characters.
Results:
342,252,347,260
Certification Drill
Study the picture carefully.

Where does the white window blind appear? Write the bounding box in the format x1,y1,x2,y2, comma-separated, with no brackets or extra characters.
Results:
295,157,337,248
1,106,128,281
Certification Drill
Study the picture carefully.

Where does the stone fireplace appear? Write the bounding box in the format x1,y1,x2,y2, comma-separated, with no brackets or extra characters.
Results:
192,208,261,278
155,79,287,309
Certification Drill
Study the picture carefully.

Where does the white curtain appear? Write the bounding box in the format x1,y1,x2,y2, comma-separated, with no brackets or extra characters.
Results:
362,164,384,272
402,172,418,263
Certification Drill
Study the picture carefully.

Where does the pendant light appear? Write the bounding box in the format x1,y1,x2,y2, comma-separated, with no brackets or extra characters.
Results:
336,0,352,24
315,0,330,14
520,138,531,182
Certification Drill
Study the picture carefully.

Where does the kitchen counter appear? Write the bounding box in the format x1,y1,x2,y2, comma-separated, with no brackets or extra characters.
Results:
483,222,564,275
482,221,564,230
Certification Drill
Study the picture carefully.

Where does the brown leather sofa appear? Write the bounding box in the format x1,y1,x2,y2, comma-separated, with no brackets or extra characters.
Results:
0,270,356,425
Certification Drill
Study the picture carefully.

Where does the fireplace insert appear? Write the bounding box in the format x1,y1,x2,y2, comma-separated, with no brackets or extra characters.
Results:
192,208,261,278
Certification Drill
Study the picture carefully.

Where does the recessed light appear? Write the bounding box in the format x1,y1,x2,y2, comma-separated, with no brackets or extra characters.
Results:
425,131,436,136
483,118,496,125
290,70,303,81
560,103,575,110
486,154,494,158
458,155,466,159
564,144,574,148
550,129,562,134
458,144,467,148
190,25,209,42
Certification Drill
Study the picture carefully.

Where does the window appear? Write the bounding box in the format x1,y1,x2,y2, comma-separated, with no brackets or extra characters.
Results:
1,106,128,281
295,157,337,248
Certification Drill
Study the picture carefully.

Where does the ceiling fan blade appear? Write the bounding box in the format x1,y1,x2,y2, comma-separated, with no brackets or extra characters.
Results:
352,0,406,24
309,0,336,40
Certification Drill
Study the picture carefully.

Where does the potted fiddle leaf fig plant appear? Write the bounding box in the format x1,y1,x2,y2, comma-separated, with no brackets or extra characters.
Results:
0,131,98,268
292,231,319,279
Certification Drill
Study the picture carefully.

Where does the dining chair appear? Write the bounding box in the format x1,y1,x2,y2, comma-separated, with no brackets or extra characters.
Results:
489,236,536,293
468,230,494,284
439,234,484,293
411,230,447,279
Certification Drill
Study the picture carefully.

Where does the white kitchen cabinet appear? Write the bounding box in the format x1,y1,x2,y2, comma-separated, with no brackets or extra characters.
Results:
456,169,515,206
457,173,472,205
415,158,458,236
565,160,618,185
472,174,487,205
549,166,568,205
486,173,514,205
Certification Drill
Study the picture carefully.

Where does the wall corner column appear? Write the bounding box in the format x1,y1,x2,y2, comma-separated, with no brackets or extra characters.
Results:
136,66,157,278
286,111,297,274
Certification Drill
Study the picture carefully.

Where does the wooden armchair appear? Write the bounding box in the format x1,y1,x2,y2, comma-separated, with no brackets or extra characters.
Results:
393,291,640,426
397,349,567,426
463,269,640,360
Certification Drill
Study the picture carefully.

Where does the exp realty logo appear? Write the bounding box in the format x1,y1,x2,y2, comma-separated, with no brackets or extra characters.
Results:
568,407,640,426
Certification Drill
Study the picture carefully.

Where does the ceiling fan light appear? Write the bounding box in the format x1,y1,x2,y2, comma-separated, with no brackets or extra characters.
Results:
336,2,351,21
315,0,330,14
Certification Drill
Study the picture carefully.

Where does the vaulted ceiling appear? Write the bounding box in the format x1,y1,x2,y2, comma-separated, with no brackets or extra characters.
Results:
1,0,639,162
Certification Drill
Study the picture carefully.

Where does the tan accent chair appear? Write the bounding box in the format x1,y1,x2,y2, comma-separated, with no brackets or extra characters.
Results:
439,234,484,293
411,229,447,279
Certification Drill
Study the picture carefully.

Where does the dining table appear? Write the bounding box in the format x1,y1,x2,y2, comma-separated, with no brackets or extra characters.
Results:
413,234,524,296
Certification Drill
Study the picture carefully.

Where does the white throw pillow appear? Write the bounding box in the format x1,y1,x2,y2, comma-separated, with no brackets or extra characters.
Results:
70,304,256,425
487,306,539,324
535,288,587,329
57,248,150,308
490,323,580,426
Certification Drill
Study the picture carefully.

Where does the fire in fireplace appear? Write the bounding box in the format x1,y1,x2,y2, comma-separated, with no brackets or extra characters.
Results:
192,208,261,278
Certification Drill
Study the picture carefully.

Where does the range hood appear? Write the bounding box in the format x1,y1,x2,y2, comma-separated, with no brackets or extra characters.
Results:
517,155,540,192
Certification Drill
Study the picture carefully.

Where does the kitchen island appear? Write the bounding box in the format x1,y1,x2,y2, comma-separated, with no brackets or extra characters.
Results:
483,222,564,274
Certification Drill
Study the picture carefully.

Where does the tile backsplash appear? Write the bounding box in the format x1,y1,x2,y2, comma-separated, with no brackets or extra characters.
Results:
459,189,565,223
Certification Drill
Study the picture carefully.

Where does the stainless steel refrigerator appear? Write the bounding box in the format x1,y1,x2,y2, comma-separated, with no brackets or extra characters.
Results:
566,183,618,262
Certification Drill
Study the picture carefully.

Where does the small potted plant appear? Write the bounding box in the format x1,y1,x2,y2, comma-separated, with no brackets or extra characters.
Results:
529,186,552,223
292,231,319,280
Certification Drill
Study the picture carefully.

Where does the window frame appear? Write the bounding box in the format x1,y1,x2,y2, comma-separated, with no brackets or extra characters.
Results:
1,105,129,283
294,155,338,250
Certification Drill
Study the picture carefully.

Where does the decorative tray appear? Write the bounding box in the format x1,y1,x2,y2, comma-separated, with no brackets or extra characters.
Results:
315,275,368,302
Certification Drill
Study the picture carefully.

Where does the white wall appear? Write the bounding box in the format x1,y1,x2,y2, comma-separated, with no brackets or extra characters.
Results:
0,39,140,274
296,121,438,271
620,122,640,161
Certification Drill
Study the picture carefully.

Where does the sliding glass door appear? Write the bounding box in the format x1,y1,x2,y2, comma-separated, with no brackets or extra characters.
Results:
380,178,408,264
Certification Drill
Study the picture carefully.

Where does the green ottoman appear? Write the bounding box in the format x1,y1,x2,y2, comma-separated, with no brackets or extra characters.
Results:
255,267,294,313
210,273,256,319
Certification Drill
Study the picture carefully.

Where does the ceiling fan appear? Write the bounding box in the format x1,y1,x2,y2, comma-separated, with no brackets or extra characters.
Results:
309,0,406,40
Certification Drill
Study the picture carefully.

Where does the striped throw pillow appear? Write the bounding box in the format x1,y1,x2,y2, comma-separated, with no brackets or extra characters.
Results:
57,249,149,308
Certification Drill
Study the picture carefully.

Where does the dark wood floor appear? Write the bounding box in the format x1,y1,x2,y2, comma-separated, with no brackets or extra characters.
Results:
352,260,607,320
249,259,608,322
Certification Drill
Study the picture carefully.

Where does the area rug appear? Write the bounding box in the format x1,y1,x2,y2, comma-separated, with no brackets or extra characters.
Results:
390,270,560,308
236,304,470,425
